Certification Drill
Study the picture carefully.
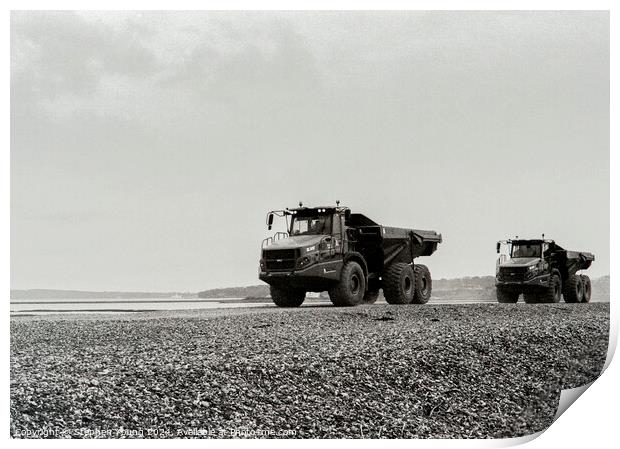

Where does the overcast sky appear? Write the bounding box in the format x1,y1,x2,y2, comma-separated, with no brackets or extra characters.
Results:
11,11,609,291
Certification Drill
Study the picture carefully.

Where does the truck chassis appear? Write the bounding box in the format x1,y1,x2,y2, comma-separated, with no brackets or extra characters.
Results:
259,205,442,307
495,238,595,304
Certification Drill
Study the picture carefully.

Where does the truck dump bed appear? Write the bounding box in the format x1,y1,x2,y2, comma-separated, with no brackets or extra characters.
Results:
558,250,595,273
382,227,442,258
346,213,442,266
547,242,594,272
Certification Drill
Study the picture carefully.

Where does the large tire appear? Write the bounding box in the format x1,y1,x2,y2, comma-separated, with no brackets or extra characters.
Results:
362,289,380,304
497,287,519,303
581,275,592,303
563,274,583,303
328,261,366,307
383,263,415,305
412,264,432,304
270,285,305,307
541,273,562,303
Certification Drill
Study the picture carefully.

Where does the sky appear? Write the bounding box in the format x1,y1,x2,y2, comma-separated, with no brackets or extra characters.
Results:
10,11,609,291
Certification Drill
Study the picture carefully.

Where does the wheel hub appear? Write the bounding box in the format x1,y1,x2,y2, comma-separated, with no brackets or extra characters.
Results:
350,275,360,295
403,276,412,294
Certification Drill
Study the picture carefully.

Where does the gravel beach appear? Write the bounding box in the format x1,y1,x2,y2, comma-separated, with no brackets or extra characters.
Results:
10,303,609,439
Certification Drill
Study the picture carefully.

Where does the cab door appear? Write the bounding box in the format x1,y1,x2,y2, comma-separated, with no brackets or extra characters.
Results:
319,213,342,259
332,212,344,255
541,242,550,272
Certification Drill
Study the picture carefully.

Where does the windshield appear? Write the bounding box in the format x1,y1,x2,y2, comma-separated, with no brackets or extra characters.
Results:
290,215,332,235
511,243,542,258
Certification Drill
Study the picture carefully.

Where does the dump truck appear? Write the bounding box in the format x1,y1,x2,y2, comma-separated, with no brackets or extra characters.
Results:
259,203,442,307
495,237,595,303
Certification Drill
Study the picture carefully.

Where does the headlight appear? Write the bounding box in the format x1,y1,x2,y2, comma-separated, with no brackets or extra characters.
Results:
297,256,312,268
306,245,316,252
528,265,537,271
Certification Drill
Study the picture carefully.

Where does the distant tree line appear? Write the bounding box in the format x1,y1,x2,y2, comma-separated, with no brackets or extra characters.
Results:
11,275,609,301
197,285,270,299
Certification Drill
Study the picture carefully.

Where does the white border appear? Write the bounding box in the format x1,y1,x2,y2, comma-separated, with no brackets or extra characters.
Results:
0,0,615,11
3,2,616,448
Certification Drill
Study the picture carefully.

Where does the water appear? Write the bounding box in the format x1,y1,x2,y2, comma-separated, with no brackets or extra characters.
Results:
9,298,275,315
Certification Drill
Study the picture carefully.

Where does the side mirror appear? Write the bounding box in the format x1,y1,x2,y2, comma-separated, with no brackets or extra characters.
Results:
267,213,274,231
496,242,501,254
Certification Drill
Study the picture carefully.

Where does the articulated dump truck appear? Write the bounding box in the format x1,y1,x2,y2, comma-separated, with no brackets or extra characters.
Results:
495,238,595,304
259,204,442,307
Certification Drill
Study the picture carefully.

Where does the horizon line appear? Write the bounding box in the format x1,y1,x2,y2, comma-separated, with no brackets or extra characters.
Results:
10,274,611,294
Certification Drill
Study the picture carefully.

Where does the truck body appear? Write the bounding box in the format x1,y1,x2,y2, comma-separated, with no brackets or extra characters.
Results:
259,204,442,307
495,238,595,303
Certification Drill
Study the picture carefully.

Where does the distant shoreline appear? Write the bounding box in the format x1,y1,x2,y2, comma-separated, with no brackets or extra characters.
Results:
10,299,240,304
11,274,610,301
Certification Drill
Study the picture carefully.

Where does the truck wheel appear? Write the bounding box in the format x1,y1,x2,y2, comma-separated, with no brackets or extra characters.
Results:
581,275,592,303
412,264,432,304
541,274,562,303
269,285,305,307
497,288,519,303
563,274,583,303
383,263,415,304
328,261,366,307
362,289,380,304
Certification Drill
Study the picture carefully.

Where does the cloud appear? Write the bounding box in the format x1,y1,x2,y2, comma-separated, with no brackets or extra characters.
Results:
11,11,159,110
12,12,325,127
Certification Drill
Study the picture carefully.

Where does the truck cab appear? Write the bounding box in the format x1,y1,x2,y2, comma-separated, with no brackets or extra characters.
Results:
497,239,551,286
260,206,349,295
